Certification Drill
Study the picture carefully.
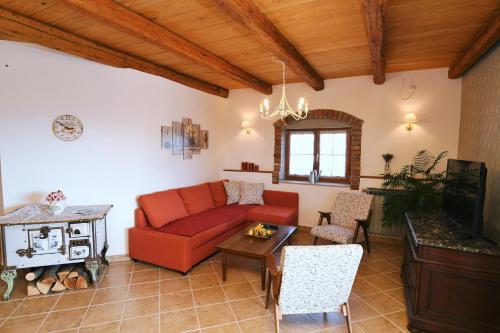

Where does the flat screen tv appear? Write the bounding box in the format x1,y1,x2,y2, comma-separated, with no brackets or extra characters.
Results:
444,159,487,237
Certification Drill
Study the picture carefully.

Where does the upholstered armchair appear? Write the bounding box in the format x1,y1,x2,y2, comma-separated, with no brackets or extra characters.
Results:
266,245,363,333
310,192,374,253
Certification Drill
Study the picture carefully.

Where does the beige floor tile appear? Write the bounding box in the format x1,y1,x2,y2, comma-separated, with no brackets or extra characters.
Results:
131,270,160,284
128,281,159,299
352,279,381,296
367,260,400,273
229,297,268,320
120,314,159,333
159,268,183,280
239,315,275,333
100,273,131,288
0,300,22,318
160,277,190,294
189,273,220,289
347,298,379,321
160,308,199,332
196,303,235,328
79,321,120,333
356,263,380,278
356,316,401,333
223,282,257,300
0,313,47,333
39,307,87,332
12,295,59,316
160,291,193,312
241,268,262,281
123,296,159,319
385,257,403,267
82,302,124,326
54,290,95,310
364,274,401,291
308,311,346,329
249,279,266,296
193,287,227,306
386,288,406,304
201,322,239,333
320,323,364,333
216,269,248,284
385,310,410,332
92,286,128,305
280,313,321,333
385,271,403,284
361,293,405,314
106,262,134,276
133,261,159,272
189,263,216,276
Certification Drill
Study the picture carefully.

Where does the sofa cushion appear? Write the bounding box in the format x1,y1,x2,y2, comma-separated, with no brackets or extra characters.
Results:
157,204,257,237
239,182,264,205
138,189,189,228
223,181,240,204
246,205,298,226
208,181,227,207
178,183,215,215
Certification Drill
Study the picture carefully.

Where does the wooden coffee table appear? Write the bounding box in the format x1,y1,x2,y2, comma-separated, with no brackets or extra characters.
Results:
216,223,297,290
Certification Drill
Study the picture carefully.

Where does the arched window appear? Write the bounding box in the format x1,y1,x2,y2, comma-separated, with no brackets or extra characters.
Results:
273,109,363,190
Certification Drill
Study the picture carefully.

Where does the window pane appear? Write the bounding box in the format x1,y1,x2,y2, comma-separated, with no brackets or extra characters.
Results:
319,131,347,178
289,132,314,176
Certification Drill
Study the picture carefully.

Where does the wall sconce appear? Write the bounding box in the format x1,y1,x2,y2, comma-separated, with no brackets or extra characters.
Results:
241,120,252,135
404,113,418,131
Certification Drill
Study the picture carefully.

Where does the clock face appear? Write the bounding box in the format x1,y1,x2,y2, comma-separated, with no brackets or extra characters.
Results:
52,115,83,141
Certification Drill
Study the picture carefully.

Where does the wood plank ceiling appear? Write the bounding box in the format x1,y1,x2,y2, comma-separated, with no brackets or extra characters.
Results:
0,0,498,97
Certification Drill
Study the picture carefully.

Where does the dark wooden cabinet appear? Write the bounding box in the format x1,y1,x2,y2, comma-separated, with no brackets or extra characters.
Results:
403,214,500,333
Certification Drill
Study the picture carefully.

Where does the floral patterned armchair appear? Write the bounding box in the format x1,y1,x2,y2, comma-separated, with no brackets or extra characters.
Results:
266,245,363,333
310,191,374,252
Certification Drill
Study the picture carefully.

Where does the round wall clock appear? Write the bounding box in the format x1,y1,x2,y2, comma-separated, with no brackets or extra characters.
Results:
52,115,83,141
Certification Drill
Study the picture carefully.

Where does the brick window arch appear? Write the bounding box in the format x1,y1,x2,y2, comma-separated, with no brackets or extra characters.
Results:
273,109,363,190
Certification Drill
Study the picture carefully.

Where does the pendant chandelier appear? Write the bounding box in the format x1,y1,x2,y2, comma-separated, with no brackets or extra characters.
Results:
259,56,309,120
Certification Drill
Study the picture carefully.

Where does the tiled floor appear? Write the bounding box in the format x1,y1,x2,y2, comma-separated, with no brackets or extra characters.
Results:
0,230,409,333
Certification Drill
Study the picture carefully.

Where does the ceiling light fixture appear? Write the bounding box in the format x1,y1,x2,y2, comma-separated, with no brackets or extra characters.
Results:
259,56,309,120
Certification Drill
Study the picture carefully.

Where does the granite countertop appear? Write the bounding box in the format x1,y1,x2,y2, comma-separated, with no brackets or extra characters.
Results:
0,204,113,225
406,212,500,256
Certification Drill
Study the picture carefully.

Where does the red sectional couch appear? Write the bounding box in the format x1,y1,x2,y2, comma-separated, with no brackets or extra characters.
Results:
128,181,298,273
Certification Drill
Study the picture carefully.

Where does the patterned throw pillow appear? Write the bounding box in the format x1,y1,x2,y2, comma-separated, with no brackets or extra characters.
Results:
223,181,240,205
239,182,264,205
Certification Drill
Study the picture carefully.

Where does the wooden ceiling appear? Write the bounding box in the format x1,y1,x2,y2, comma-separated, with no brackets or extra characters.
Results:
0,0,499,97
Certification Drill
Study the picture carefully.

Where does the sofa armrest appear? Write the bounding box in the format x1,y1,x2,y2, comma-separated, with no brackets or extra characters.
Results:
134,208,149,228
263,190,299,209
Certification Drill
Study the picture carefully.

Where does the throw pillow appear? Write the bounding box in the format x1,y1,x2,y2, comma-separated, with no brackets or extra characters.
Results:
239,182,264,205
223,181,240,205
208,181,227,207
138,189,189,228
178,183,215,215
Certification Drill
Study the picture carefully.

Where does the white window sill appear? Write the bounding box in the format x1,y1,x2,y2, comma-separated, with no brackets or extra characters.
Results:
279,180,351,188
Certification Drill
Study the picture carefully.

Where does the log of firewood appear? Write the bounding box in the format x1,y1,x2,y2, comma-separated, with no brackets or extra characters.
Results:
67,265,84,279
63,277,77,289
38,265,61,285
57,264,75,281
75,271,90,289
36,279,53,294
51,280,66,292
25,267,45,281
27,282,41,296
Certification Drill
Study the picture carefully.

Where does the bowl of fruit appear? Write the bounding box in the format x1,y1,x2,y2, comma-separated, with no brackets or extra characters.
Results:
246,223,277,239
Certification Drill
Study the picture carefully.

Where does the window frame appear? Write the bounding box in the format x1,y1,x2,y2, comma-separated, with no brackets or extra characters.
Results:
284,127,351,184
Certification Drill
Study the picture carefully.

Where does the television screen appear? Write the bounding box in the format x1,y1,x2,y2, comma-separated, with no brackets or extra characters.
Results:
444,159,487,237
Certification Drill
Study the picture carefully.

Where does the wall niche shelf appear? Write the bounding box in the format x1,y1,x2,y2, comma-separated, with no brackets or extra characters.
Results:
223,169,273,174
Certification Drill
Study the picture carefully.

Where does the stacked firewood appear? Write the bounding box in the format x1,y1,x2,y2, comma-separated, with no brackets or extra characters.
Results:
26,264,91,296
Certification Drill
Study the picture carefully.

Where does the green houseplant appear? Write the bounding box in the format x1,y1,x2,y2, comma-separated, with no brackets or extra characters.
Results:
382,150,448,225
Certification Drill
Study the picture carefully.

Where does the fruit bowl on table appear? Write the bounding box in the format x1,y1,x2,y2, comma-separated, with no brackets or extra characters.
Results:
246,223,278,239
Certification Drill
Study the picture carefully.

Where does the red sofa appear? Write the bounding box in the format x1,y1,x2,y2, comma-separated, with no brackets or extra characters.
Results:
128,181,298,273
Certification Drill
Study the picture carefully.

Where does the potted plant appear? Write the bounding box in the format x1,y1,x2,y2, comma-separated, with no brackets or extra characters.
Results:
46,190,67,216
382,150,448,225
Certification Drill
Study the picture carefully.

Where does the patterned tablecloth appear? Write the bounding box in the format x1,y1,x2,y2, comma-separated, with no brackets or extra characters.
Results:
0,204,112,225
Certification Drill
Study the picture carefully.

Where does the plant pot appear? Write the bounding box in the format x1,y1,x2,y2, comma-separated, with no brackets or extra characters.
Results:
48,200,66,216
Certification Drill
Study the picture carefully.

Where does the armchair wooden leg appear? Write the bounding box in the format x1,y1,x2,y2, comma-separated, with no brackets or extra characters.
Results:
363,226,371,254
265,270,271,309
274,303,281,333
341,302,353,333
313,236,318,245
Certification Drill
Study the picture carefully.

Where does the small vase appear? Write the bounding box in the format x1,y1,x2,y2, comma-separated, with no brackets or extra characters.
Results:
48,200,66,216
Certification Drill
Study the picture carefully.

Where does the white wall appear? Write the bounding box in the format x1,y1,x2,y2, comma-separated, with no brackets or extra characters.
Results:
0,41,227,255
221,68,462,227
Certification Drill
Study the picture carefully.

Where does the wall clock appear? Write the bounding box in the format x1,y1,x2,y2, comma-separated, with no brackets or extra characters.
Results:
52,115,83,141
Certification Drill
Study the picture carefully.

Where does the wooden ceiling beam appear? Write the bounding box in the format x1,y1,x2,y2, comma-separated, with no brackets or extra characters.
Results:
448,11,500,79
0,7,228,98
362,0,387,85
60,0,272,94
209,0,324,91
